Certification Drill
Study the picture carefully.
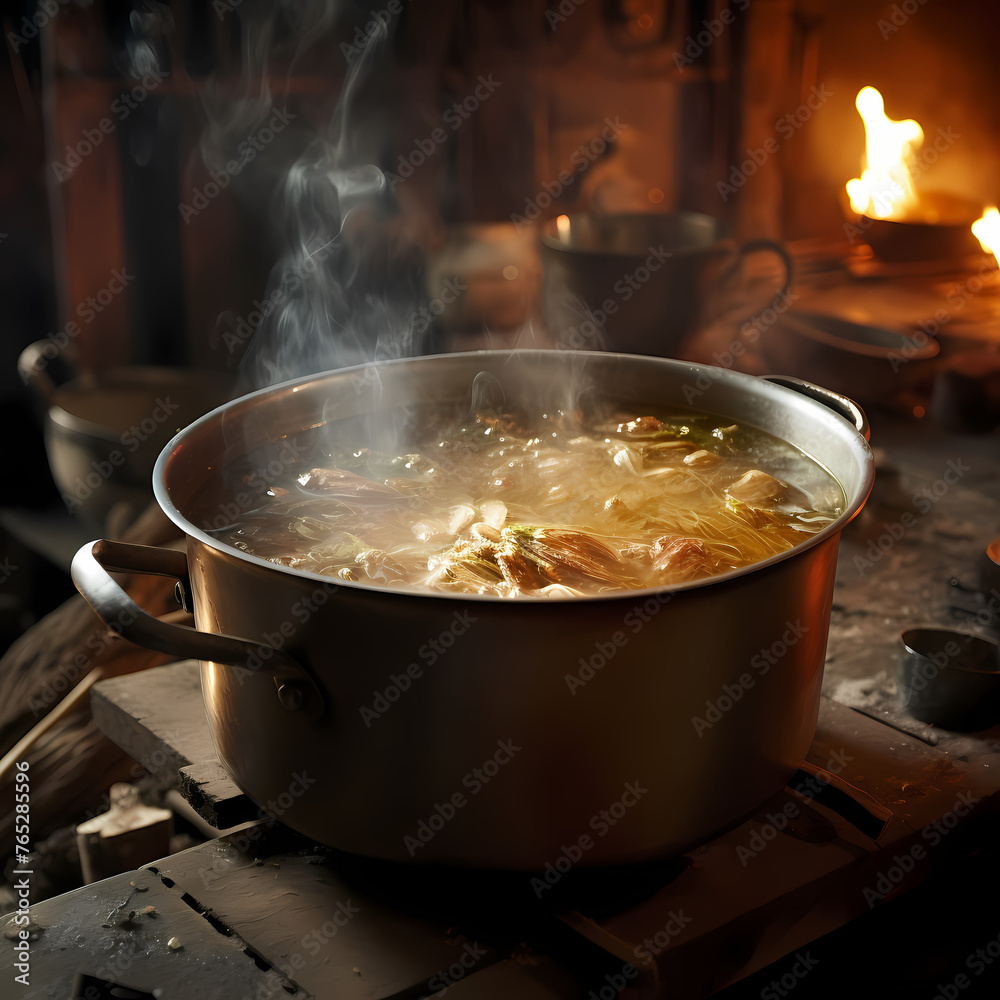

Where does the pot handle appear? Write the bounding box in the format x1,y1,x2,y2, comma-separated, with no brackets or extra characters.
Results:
713,238,794,308
17,340,59,406
735,238,794,300
71,539,325,720
763,375,870,442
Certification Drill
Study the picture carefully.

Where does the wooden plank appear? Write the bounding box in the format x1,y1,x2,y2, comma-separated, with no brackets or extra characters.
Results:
425,956,580,998
89,661,255,833
90,661,214,781
0,828,516,999
592,696,1000,997
0,867,301,998
153,832,503,999
178,760,259,829
44,71,132,373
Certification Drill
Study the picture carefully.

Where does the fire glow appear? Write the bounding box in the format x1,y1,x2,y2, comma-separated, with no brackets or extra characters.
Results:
972,206,1000,267
846,86,924,220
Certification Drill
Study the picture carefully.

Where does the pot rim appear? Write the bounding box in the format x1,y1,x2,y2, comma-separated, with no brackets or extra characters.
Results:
152,349,874,604
47,368,235,442
900,627,1000,676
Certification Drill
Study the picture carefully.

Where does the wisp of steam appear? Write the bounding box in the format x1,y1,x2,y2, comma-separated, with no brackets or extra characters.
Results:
196,2,432,391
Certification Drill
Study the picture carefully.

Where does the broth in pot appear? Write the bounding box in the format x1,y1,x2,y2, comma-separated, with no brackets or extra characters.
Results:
212,400,844,597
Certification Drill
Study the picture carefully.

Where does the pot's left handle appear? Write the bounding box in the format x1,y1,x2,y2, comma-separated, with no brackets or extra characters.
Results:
72,540,325,720
17,341,59,406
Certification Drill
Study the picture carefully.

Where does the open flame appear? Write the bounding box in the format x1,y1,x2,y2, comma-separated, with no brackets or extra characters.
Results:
972,206,1000,266
845,86,924,220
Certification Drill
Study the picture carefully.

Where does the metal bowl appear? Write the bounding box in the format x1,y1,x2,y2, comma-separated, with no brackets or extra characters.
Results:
899,627,1000,731
853,192,983,264
18,341,234,529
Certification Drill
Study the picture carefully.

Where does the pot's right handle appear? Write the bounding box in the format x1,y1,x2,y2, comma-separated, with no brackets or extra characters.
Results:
763,375,870,442
71,540,325,720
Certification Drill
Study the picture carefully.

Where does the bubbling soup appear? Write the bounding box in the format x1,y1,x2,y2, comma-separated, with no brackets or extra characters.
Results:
211,403,845,597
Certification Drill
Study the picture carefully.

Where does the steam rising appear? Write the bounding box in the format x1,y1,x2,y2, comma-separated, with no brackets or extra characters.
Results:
197,2,431,389
468,372,506,421
195,0,598,442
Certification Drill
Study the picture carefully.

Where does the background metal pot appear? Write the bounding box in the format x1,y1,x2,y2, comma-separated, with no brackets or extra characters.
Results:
758,310,940,405
72,351,873,869
850,192,983,263
539,212,792,355
18,342,233,530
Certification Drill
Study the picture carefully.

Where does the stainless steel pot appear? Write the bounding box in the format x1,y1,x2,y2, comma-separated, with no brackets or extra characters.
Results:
72,351,874,869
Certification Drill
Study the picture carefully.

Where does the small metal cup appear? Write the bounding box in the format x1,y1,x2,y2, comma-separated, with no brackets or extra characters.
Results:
899,627,1000,731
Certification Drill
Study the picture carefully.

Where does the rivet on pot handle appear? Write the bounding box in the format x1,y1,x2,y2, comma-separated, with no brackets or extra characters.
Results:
71,539,325,721
763,375,870,442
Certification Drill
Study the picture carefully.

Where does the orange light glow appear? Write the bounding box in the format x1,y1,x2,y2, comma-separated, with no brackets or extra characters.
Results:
556,214,571,240
648,187,664,204
972,205,1000,266
845,87,924,220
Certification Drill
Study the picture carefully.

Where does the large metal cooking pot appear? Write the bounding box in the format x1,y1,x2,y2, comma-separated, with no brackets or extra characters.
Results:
72,351,873,869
